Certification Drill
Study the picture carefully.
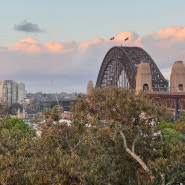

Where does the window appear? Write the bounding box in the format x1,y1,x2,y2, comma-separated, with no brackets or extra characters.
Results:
143,84,149,91
178,84,183,92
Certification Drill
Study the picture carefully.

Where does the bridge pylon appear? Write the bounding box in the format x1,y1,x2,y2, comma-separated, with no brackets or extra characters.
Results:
136,61,152,94
170,61,185,92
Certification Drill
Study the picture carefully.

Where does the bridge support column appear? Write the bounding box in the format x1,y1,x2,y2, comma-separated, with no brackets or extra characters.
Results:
174,99,179,120
136,61,152,94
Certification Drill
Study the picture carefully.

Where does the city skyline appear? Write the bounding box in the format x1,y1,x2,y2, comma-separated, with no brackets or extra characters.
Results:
1,0,185,93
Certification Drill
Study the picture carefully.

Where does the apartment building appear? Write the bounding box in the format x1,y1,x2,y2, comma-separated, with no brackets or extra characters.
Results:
0,80,26,104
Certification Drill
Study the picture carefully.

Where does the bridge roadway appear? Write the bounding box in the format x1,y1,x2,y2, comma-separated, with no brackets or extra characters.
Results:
145,91,185,99
145,91,185,120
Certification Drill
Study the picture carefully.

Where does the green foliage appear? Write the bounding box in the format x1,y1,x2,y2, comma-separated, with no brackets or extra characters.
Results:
8,103,23,115
0,117,36,184
156,120,174,130
0,103,22,117
72,87,161,184
0,103,10,118
162,127,181,142
51,105,61,121
0,87,184,184
0,117,36,136
156,120,183,143
174,121,185,134
149,120,185,184
149,139,185,185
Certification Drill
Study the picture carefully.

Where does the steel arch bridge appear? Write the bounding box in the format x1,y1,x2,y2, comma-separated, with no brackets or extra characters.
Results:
96,46,168,91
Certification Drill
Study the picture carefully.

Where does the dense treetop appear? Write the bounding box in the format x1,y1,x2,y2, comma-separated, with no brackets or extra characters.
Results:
0,87,184,185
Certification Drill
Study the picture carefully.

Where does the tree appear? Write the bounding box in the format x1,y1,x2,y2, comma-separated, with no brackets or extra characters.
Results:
149,121,185,185
51,105,62,121
0,103,10,118
8,103,23,115
1,87,158,184
72,87,162,184
0,117,36,184
1,87,184,184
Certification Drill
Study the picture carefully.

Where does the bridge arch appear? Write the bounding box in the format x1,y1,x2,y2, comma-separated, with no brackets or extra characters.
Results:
96,46,168,91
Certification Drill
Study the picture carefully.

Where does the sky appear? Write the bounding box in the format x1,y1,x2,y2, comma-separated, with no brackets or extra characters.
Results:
1,0,185,93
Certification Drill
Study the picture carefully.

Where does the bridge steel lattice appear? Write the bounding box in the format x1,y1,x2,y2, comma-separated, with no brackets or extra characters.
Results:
96,46,168,90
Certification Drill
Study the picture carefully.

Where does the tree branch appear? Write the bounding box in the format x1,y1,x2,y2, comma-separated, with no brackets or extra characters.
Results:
66,130,87,153
119,130,152,175
132,138,137,153
65,132,73,152
132,130,140,152
72,138,86,151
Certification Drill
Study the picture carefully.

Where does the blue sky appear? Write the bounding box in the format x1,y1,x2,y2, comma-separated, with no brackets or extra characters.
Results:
1,0,185,45
0,0,185,93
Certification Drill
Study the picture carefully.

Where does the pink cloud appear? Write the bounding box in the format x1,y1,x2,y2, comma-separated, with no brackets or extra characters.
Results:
79,38,103,49
44,42,74,53
9,38,42,53
44,42,64,53
156,26,185,40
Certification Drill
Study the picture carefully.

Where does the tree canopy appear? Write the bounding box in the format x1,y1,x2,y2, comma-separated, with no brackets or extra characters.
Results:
0,87,184,184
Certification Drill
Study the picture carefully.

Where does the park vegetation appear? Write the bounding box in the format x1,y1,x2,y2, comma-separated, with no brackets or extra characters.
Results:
0,87,184,185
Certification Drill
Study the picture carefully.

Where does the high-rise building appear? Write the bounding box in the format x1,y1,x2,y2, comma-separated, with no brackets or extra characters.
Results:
12,82,18,104
18,83,26,103
3,80,13,104
0,80,26,104
0,81,4,102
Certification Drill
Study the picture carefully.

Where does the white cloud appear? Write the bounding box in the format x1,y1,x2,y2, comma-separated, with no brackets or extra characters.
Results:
1,25,185,93
113,31,139,42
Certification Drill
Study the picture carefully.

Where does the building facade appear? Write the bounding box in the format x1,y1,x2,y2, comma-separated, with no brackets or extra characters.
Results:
0,80,26,104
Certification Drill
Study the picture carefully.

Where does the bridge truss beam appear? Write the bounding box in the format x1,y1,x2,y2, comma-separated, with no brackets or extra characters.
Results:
96,46,168,91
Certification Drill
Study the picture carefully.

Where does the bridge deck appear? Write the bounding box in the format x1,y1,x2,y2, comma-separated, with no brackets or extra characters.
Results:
145,91,185,99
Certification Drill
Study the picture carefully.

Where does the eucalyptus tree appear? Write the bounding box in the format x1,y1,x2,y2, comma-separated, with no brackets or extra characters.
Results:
72,87,163,184
2,87,183,184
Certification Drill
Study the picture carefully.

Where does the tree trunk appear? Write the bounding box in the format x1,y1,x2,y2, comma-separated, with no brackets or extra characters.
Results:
119,130,154,181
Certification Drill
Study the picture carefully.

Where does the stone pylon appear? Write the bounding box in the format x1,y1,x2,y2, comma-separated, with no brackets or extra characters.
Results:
86,80,94,94
170,61,185,92
136,61,152,94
